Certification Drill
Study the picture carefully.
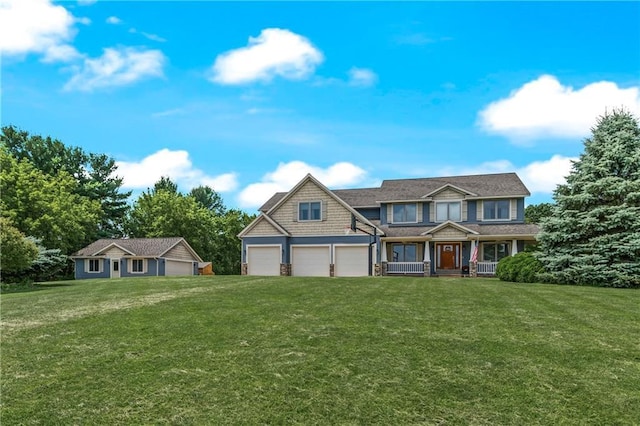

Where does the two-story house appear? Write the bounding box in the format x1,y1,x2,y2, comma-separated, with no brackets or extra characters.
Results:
238,173,539,277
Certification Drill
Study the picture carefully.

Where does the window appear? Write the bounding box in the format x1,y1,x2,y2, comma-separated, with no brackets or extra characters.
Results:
392,203,417,223
482,243,510,262
299,201,322,221
113,261,119,272
436,202,461,221
88,259,101,273
392,244,417,262
483,200,510,220
132,259,144,273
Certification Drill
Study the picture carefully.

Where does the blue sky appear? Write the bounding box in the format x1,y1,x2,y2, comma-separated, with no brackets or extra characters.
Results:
2,1,639,211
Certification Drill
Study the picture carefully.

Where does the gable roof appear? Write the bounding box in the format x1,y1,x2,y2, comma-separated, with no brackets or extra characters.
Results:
73,237,203,262
265,174,384,235
257,172,529,211
237,212,291,237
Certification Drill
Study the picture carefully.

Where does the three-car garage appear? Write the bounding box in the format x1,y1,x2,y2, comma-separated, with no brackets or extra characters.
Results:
246,244,372,277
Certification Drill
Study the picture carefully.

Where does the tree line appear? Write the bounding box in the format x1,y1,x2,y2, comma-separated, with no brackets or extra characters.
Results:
0,126,254,284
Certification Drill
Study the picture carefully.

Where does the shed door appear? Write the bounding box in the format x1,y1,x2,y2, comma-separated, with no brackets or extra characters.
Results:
247,246,281,276
291,246,330,277
334,246,369,277
166,260,193,276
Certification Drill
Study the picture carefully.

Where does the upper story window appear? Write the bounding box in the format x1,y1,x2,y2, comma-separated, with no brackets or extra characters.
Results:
392,203,417,223
436,201,461,222
132,259,145,273
88,259,101,273
299,201,322,221
483,200,510,220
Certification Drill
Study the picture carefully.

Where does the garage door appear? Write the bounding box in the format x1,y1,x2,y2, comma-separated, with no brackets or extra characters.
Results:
291,246,330,277
247,246,281,276
166,260,194,276
334,246,370,277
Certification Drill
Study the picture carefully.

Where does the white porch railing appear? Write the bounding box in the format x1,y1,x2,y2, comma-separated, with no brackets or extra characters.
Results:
387,262,424,274
477,262,498,275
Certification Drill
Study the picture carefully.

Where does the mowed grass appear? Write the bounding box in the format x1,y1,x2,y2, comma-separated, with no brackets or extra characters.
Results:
1,276,639,425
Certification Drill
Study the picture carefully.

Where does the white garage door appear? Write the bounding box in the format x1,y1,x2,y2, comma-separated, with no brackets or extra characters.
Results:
334,246,370,277
247,246,281,276
166,260,194,276
291,246,330,277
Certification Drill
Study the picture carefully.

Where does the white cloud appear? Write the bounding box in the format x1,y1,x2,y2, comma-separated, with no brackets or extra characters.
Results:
517,155,576,194
348,67,378,87
237,161,367,209
116,149,238,192
106,16,122,25
129,27,167,43
479,75,640,140
0,0,78,58
63,46,166,92
41,43,82,63
211,28,324,85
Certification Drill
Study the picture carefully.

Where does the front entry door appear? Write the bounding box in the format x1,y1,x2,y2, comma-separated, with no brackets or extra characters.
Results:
437,244,460,270
111,259,121,278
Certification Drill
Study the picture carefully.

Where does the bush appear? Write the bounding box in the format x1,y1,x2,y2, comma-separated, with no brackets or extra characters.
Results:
496,252,545,283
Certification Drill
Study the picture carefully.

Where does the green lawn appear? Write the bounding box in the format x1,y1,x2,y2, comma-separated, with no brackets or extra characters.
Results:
1,276,639,424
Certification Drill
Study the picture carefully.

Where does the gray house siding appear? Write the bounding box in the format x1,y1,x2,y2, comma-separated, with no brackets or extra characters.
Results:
356,207,380,221
120,258,159,278
74,258,110,280
516,198,525,221
466,201,477,224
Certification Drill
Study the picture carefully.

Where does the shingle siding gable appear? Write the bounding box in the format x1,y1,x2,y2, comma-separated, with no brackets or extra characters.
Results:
270,180,353,235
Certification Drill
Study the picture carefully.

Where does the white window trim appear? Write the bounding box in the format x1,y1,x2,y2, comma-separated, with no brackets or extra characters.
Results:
391,203,418,224
86,258,103,273
130,258,147,274
435,200,462,222
481,199,512,221
298,201,323,222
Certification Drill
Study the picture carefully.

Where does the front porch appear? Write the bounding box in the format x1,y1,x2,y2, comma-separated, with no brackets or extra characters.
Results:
380,238,516,277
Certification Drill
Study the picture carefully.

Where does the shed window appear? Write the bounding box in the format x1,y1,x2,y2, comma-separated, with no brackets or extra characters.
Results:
132,259,144,273
88,259,101,273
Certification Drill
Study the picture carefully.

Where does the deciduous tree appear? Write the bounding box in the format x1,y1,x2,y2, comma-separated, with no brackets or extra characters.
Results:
0,148,101,254
1,126,131,238
0,218,39,276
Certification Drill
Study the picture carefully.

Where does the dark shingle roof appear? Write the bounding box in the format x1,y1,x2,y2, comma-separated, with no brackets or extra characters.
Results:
73,237,186,257
257,173,530,211
375,222,539,238
377,173,530,200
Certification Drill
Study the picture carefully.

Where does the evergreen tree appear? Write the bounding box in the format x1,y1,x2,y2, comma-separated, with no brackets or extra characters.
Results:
537,109,640,288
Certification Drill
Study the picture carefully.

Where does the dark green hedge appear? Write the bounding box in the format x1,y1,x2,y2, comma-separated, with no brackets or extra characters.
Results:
495,252,545,283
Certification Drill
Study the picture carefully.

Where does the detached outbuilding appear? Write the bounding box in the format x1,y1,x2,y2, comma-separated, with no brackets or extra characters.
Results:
71,237,204,280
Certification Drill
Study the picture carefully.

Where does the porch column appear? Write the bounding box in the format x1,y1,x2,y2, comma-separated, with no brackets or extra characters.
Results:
423,242,431,277
511,239,518,256
381,241,388,276
469,240,477,278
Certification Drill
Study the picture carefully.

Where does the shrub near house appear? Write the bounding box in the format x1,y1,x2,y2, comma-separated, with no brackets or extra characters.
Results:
496,252,545,283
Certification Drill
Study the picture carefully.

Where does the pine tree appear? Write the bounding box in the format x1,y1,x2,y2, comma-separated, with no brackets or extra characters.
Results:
537,109,640,288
